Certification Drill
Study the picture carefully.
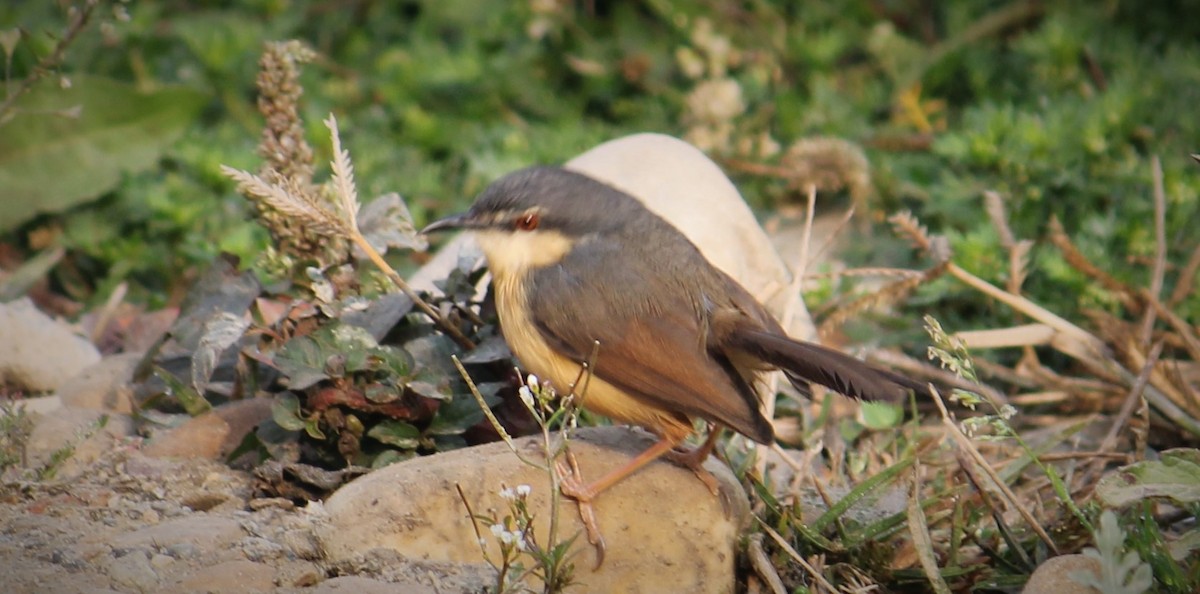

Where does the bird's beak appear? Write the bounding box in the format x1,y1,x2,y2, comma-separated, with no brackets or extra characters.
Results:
421,212,476,235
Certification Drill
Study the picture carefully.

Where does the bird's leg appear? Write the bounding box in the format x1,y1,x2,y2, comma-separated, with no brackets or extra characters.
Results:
664,425,724,496
553,450,606,567
554,435,686,568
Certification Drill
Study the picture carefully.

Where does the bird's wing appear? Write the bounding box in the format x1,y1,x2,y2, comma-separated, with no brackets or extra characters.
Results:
526,242,773,443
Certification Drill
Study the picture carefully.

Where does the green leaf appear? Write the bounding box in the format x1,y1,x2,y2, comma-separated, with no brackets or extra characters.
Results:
1095,448,1200,507
274,334,331,391
371,448,417,468
271,392,308,432
859,401,904,430
367,420,422,449
153,365,211,416
427,382,502,435
0,75,207,232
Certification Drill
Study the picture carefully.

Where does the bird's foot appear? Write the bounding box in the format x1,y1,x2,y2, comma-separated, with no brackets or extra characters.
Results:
554,450,607,568
665,444,736,517
665,445,720,496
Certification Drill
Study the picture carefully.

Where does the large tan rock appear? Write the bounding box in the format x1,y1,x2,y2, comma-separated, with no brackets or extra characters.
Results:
315,426,749,594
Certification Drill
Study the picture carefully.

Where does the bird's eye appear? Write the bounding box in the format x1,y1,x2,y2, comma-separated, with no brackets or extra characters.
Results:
515,213,540,231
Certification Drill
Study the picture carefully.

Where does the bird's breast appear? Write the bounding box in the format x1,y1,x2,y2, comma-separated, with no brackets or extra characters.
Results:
489,268,693,441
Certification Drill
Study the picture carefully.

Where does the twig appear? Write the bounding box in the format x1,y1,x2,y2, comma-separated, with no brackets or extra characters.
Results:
452,355,543,469
455,483,494,565
350,232,475,349
1166,241,1200,308
804,206,857,276
767,184,817,420
747,533,787,594
0,1,97,119
88,281,127,345
758,520,840,593
1077,341,1163,490
1139,156,1166,347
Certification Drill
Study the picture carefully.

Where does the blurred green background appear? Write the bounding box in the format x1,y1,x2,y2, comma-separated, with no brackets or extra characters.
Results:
2,0,1197,331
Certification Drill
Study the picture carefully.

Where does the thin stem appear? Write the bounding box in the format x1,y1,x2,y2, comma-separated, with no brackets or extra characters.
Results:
350,233,475,349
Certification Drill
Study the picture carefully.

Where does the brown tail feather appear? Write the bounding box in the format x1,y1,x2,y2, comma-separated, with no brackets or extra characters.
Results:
729,329,931,402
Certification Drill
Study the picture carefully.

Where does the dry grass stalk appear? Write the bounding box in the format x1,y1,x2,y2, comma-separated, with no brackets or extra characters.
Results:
1140,156,1167,347
746,533,787,594
907,461,952,594
225,53,477,349
758,521,840,593
954,324,1056,350
983,191,1031,294
929,388,1060,554
248,41,349,265
1076,341,1163,490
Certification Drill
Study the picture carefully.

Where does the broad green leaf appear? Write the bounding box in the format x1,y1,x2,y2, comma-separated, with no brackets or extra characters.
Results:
1096,448,1200,507
274,334,331,391
271,392,308,432
0,75,207,232
367,420,422,449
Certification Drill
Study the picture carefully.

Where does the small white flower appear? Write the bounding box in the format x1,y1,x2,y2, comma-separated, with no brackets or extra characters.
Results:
526,374,539,391
515,484,531,497
518,386,534,408
490,523,505,537
499,486,516,500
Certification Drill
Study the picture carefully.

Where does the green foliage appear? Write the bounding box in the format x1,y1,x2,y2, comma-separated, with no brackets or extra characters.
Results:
1074,510,1153,594
3,0,1198,323
0,400,33,473
4,1,1200,588
0,76,206,232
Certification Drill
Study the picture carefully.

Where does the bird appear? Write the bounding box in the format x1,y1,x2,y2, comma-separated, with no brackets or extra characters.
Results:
423,165,931,557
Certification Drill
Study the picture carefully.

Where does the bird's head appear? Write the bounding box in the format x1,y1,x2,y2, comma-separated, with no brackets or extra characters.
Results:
422,166,639,277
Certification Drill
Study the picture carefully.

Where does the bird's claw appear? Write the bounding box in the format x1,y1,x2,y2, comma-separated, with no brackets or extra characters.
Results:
554,451,607,569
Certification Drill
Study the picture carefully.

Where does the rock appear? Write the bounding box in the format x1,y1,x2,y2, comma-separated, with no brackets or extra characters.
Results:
0,297,101,393
566,133,814,339
103,549,160,593
411,133,815,339
1022,554,1102,594
172,559,276,593
143,413,229,460
9,394,62,415
107,516,245,553
315,426,749,594
212,397,274,455
57,352,143,414
142,398,273,461
25,407,135,479
310,575,436,594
